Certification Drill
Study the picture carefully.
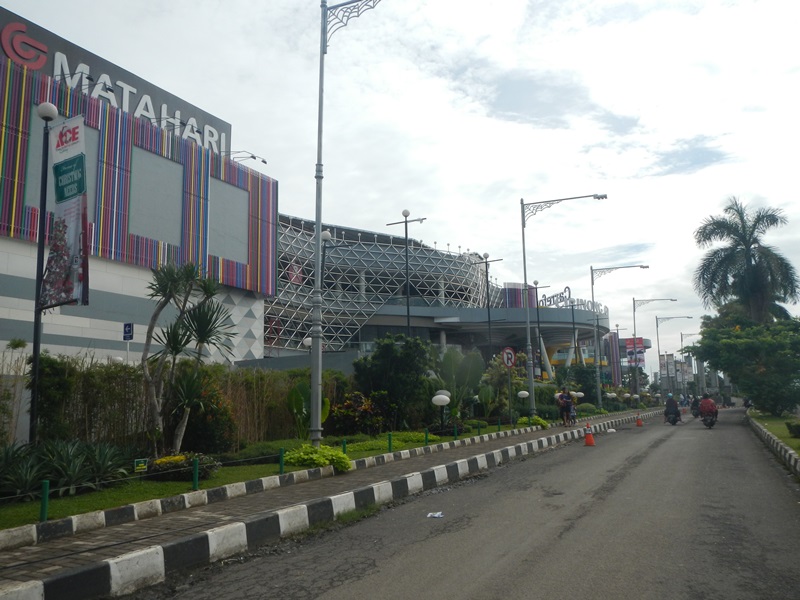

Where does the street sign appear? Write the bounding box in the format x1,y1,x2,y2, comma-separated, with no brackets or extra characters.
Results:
502,347,516,368
123,322,133,341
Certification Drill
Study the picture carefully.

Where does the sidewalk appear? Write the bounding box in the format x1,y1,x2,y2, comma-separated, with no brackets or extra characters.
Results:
0,411,659,599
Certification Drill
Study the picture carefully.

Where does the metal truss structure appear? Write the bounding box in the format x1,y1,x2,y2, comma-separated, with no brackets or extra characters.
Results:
264,215,500,355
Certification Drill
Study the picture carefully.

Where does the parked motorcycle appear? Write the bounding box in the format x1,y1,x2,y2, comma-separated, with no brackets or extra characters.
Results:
701,414,716,428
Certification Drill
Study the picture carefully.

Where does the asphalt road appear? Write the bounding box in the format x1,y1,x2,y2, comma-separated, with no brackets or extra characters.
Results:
125,408,800,600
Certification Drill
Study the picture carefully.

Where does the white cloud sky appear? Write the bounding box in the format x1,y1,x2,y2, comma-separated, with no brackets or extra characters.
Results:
6,0,800,366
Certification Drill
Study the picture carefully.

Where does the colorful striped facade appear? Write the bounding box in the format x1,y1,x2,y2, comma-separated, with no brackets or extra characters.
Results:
0,58,277,297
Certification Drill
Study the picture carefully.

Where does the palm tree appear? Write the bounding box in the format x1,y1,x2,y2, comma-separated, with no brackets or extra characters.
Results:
141,263,219,455
694,197,799,323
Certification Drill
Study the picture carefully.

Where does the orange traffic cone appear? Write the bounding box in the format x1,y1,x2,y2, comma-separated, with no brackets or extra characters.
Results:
636,413,643,427
584,423,595,446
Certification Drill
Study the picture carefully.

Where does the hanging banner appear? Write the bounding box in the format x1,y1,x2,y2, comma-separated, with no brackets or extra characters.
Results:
41,115,89,308
625,337,645,367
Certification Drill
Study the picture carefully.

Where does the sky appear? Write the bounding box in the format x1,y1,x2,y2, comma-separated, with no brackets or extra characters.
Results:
6,0,800,370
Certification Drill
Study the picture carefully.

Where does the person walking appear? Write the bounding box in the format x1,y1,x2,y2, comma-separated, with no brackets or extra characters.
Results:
558,386,574,427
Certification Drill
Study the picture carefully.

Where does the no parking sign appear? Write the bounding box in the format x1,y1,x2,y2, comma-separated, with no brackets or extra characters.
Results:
502,347,516,368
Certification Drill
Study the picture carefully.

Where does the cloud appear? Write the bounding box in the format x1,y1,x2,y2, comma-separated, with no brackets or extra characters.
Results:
650,136,730,176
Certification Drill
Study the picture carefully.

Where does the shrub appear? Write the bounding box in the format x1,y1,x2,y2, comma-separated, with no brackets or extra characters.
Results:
284,444,351,472
517,415,549,429
575,403,597,415
786,421,800,438
328,392,384,437
536,405,559,422
179,378,237,454
464,419,489,430
147,452,220,481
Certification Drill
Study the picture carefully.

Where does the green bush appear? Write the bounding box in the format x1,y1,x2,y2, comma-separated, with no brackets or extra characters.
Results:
516,415,549,429
178,377,237,454
390,431,435,444
284,444,351,472
575,403,597,415
536,405,559,422
464,419,489,430
146,452,220,481
785,421,800,438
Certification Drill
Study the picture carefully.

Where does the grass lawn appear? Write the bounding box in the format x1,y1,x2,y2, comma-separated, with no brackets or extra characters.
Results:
749,410,800,454
0,420,564,532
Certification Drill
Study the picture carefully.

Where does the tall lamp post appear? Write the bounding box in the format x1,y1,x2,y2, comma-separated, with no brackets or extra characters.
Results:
482,253,503,359
655,315,692,394
590,264,648,408
532,280,550,382
681,332,700,398
30,101,60,445
520,193,606,415
311,0,383,447
631,298,677,395
386,210,426,338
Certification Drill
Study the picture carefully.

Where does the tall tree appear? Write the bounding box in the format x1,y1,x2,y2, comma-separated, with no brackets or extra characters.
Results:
141,263,224,455
693,197,799,323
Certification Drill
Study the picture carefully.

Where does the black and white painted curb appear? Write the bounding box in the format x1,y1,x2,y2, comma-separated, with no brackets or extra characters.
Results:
0,412,659,600
746,411,800,479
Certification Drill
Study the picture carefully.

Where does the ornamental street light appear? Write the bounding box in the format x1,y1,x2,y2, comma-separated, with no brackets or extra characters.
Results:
482,253,503,360
432,390,451,432
311,0,383,447
520,193,606,415
386,210,426,338
30,101,60,444
681,332,700,397
532,280,550,384
631,298,677,395
656,315,693,394
590,264,648,408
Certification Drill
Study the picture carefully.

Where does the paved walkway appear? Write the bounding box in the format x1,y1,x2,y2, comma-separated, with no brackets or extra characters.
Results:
0,411,659,599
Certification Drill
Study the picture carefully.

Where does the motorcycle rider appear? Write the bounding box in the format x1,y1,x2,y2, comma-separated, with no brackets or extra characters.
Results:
699,392,719,420
663,392,681,423
690,395,701,417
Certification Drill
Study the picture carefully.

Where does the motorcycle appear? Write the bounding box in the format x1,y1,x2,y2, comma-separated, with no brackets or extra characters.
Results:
701,413,716,428
691,407,700,418
666,412,680,426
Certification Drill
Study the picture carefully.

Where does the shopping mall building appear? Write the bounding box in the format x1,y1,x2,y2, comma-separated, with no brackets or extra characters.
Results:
0,9,651,402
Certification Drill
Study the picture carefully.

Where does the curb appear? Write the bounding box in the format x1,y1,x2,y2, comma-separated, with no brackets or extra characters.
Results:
0,411,659,599
745,411,800,479
0,424,552,552
0,414,625,552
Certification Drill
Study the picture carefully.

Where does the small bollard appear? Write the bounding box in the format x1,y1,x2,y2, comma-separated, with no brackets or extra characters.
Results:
388,431,393,453
279,447,285,475
39,480,50,522
342,439,347,455
192,457,199,491
454,424,458,440
477,424,481,436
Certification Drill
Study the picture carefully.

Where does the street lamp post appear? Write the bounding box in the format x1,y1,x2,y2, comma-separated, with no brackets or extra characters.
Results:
655,315,693,394
631,298,677,396
532,280,550,383
590,264,648,408
681,332,700,398
311,0,383,447
482,253,503,360
30,101,59,445
387,210,426,338
520,194,606,415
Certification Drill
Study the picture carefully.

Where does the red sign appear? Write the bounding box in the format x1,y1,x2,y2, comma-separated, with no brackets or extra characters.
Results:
624,337,645,366
502,347,516,368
